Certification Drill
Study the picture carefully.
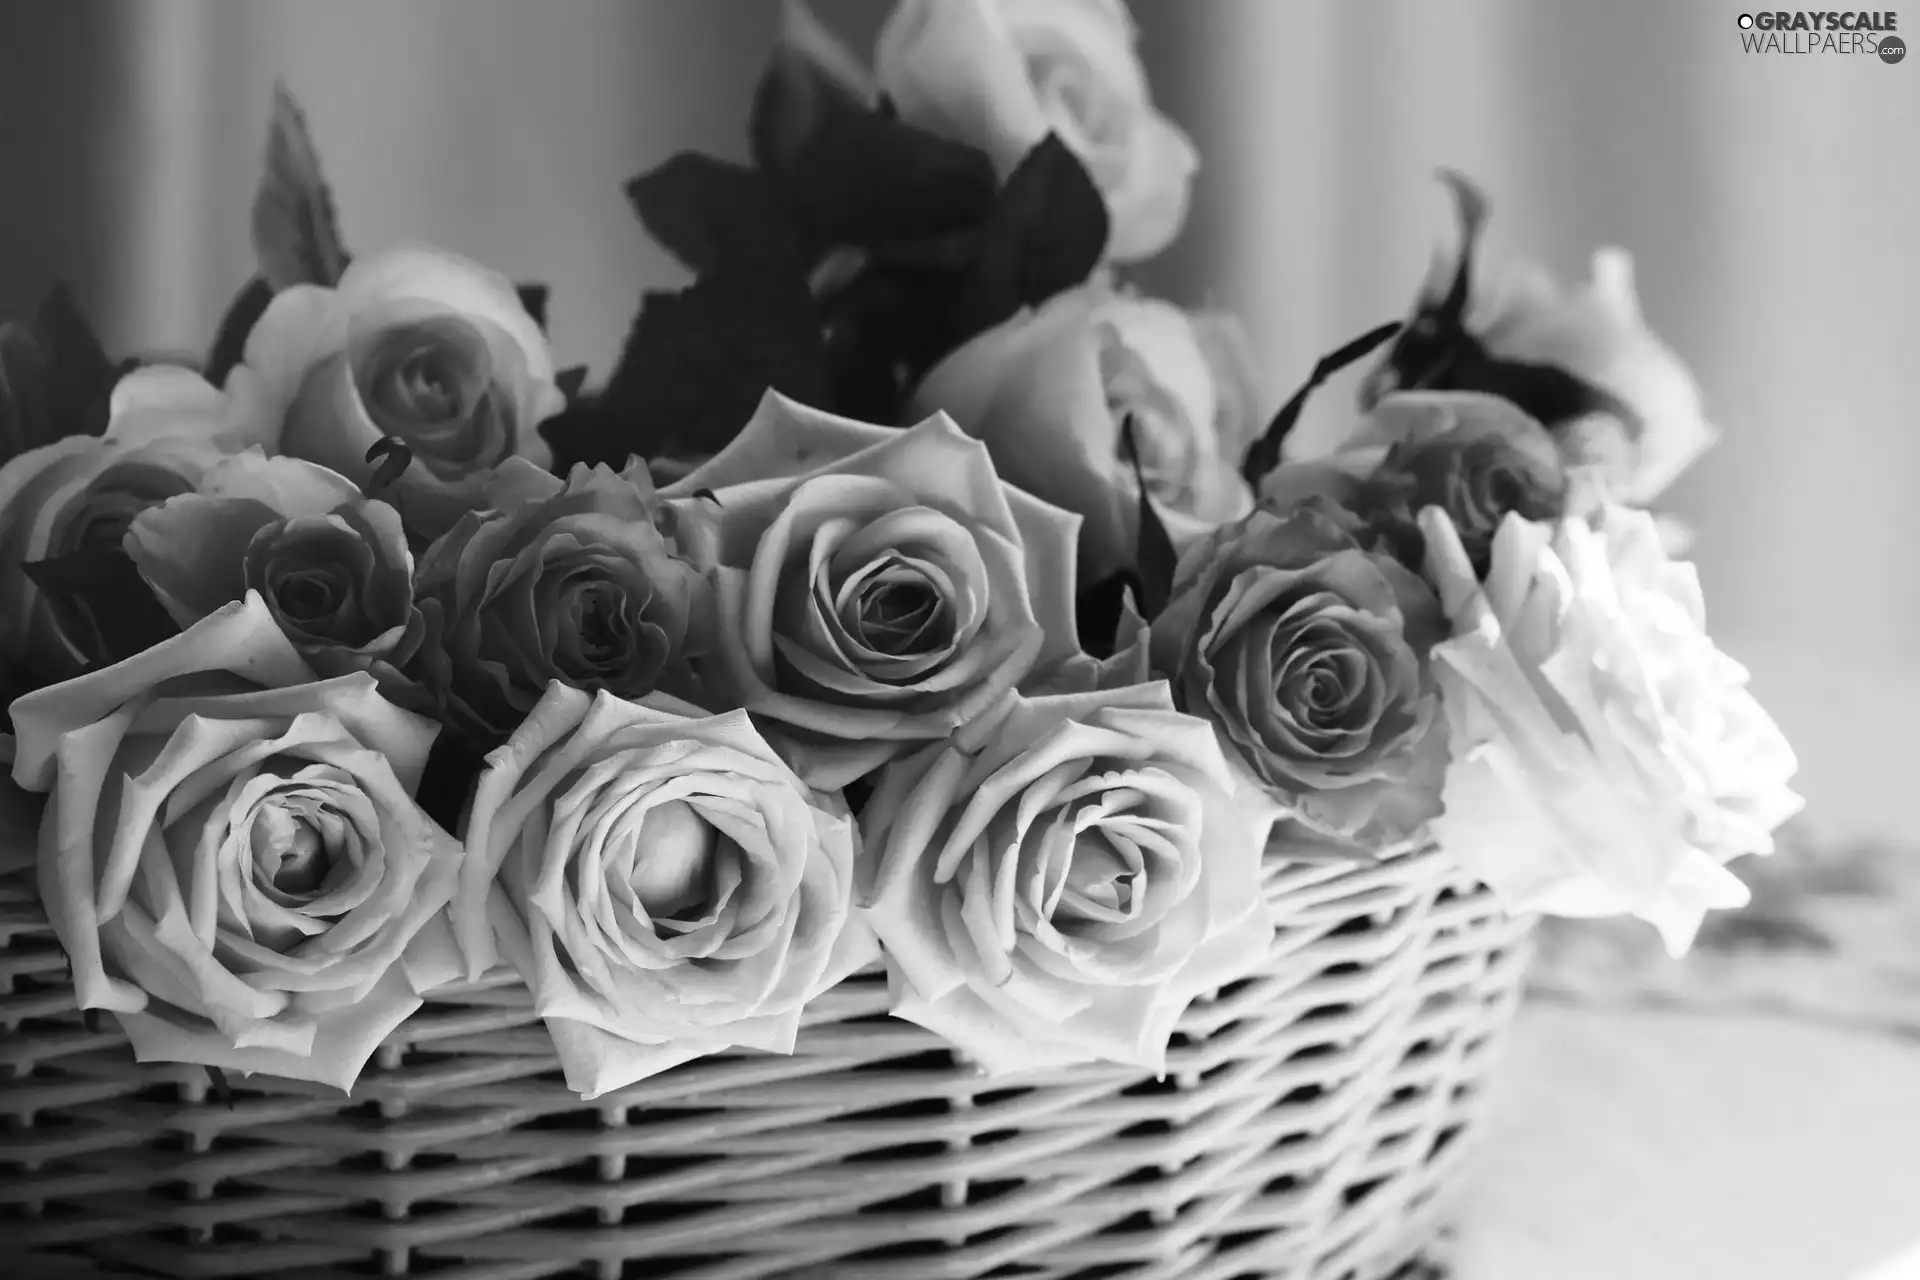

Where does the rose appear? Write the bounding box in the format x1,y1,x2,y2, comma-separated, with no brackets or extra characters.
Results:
1365,237,1716,506
0,370,250,684
7,592,466,1090
1148,501,1449,851
452,681,874,1098
412,457,716,745
1418,504,1802,955
662,392,1082,789
859,681,1273,1074
1265,392,1574,579
124,451,427,705
909,286,1259,584
875,0,1198,262
225,244,564,541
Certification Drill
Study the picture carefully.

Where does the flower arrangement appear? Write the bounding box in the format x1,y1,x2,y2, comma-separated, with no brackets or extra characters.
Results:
0,0,1799,1105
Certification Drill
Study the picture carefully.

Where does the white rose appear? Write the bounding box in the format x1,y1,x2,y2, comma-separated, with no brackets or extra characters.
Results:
663,392,1082,789
875,0,1198,262
1418,504,1802,955
910,285,1259,583
9,592,466,1090
860,681,1276,1074
0,370,253,683
226,243,564,542
453,682,876,1099
1368,236,1717,507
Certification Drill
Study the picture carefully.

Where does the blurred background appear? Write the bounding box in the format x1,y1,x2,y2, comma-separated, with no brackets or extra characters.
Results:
2,0,1916,842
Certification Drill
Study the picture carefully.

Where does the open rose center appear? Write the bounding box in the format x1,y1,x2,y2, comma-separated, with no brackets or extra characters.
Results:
627,799,717,927
353,316,515,481
248,803,338,905
853,573,946,657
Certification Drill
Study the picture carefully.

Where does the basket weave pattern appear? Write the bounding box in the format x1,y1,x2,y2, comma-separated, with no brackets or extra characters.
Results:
1,844,1532,1280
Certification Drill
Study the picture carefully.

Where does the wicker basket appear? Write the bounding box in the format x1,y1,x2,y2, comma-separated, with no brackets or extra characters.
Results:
0,840,1532,1280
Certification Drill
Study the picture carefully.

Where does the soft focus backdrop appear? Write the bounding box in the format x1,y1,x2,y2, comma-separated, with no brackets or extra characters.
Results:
3,0,1915,842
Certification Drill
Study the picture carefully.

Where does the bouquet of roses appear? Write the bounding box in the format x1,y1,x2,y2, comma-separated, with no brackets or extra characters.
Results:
0,0,1800,1101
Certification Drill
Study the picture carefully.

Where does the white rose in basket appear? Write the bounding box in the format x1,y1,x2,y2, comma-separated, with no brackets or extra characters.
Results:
225,244,565,542
453,682,876,1100
875,0,1198,262
8,592,466,1091
860,681,1276,1075
910,285,1262,584
0,369,256,685
1418,504,1803,956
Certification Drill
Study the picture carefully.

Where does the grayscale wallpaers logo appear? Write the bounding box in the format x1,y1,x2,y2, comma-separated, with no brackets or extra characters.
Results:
1737,11,1905,59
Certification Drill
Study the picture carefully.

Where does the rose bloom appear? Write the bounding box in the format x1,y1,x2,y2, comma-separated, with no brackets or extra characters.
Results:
223,244,565,542
875,0,1198,262
8,592,465,1090
125,451,427,704
1265,391,1575,580
0,369,249,684
910,286,1261,585
663,392,1082,789
453,682,874,1098
1149,501,1449,851
413,457,717,745
860,681,1274,1074
1365,235,1716,507
1418,504,1802,955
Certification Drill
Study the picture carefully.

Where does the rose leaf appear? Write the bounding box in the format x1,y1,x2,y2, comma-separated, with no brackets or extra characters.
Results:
627,153,800,278
0,286,126,462
205,276,277,388
1119,415,1178,620
1242,319,1404,488
949,134,1110,344
599,264,830,463
516,282,551,334
755,16,997,254
1443,352,1637,436
554,365,590,403
252,82,350,292
751,0,875,179
537,399,625,472
0,322,53,464
21,548,183,669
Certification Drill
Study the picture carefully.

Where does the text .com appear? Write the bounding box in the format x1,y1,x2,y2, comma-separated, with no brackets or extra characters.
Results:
1738,10,1905,57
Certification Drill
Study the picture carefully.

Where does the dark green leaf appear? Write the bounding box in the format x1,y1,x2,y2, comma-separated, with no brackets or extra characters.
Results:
252,82,349,291
538,400,626,473
750,0,874,180
1242,320,1403,488
600,262,830,461
753,4,996,255
34,284,118,441
22,548,182,669
554,365,590,402
949,134,1109,343
1119,415,1178,620
205,276,276,388
0,322,53,461
516,282,550,333
627,154,795,277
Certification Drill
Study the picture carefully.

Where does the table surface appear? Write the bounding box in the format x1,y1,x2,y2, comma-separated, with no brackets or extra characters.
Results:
1452,1001,1920,1280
